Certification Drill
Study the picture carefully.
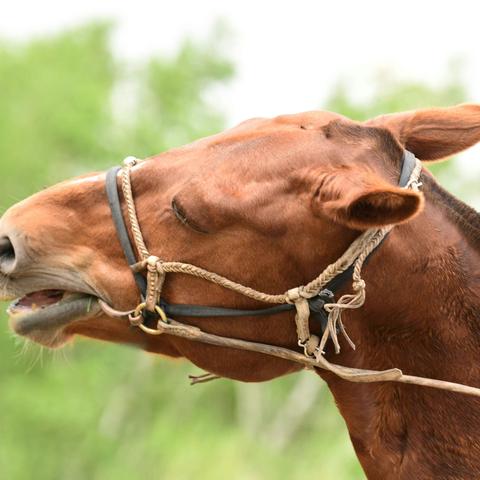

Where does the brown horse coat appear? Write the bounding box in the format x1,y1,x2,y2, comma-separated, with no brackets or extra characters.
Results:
1,105,480,479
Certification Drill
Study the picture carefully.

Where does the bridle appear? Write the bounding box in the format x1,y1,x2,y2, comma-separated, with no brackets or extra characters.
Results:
100,152,480,397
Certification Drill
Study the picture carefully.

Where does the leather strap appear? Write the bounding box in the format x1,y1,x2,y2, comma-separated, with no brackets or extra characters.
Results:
399,150,418,187
106,167,148,299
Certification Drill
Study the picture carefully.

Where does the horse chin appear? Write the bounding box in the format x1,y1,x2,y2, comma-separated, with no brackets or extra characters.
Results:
7,291,101,348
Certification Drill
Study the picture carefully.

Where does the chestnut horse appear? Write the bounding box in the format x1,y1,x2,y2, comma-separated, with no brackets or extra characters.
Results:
2,105,480,479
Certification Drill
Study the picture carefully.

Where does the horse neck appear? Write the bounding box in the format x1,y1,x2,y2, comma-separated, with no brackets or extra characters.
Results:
321,192,480,479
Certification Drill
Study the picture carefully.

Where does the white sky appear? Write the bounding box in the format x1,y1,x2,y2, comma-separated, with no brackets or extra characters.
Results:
2,0,480,183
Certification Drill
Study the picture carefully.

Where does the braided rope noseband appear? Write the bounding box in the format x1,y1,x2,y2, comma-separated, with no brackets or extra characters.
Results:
100,154,480,398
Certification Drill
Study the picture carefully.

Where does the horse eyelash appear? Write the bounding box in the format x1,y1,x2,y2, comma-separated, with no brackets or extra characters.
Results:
171,198,209,234
171,198,189,226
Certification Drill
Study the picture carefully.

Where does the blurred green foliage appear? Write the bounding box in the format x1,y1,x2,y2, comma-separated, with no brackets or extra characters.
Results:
0,23,115,203
326,62,466,121
0,22,470,480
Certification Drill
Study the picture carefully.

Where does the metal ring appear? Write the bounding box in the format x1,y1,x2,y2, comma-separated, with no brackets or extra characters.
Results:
129,302,147,326
131,302,169,333
138,307,169,335
153,304,169,324
139,323,164,335
133,302,147,318
298,339,313,358
133,302,168,321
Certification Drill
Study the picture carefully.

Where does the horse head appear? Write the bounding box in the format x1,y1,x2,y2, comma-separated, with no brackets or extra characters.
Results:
1,105,479,385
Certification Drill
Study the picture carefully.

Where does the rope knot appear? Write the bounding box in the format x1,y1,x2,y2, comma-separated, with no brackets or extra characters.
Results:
123,156,139,168
285,286,314,304
285,287,303,304
353,279,366,291
286,287,319,357
147,255,160,271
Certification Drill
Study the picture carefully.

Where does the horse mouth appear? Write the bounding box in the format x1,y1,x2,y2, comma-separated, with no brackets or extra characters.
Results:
7,289,100,347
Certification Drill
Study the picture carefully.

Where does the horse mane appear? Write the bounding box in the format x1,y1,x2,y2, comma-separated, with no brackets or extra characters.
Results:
421,172,480,250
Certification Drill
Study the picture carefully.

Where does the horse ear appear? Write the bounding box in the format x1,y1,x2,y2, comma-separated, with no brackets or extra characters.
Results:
314,172,423,230
366,104,480,161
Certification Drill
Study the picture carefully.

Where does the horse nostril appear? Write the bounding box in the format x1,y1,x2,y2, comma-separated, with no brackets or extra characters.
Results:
0,237,15,259
0,236,16,274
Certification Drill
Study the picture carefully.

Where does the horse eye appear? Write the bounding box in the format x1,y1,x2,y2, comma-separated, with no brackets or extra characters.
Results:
171,198,189,225
171,198,209,234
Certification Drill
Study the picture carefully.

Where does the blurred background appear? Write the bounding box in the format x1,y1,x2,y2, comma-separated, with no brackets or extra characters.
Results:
1,2,479,479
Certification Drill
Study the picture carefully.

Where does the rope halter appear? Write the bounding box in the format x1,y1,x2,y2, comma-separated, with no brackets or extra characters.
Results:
110,153,423,360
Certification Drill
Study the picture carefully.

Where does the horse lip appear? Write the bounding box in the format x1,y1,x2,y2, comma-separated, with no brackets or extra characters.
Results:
9,292,101,339
3,265,114,347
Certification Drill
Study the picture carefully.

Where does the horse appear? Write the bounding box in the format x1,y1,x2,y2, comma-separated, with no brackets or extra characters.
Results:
1,104,480,479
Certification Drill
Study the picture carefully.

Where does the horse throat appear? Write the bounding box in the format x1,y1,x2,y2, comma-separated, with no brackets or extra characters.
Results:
321,180,480,479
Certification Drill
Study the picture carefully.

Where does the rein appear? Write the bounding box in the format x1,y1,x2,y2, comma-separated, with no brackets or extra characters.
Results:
101,154,480,397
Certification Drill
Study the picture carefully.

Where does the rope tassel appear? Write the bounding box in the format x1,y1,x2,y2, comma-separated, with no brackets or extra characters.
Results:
320,286,364,354
317,227,391,355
